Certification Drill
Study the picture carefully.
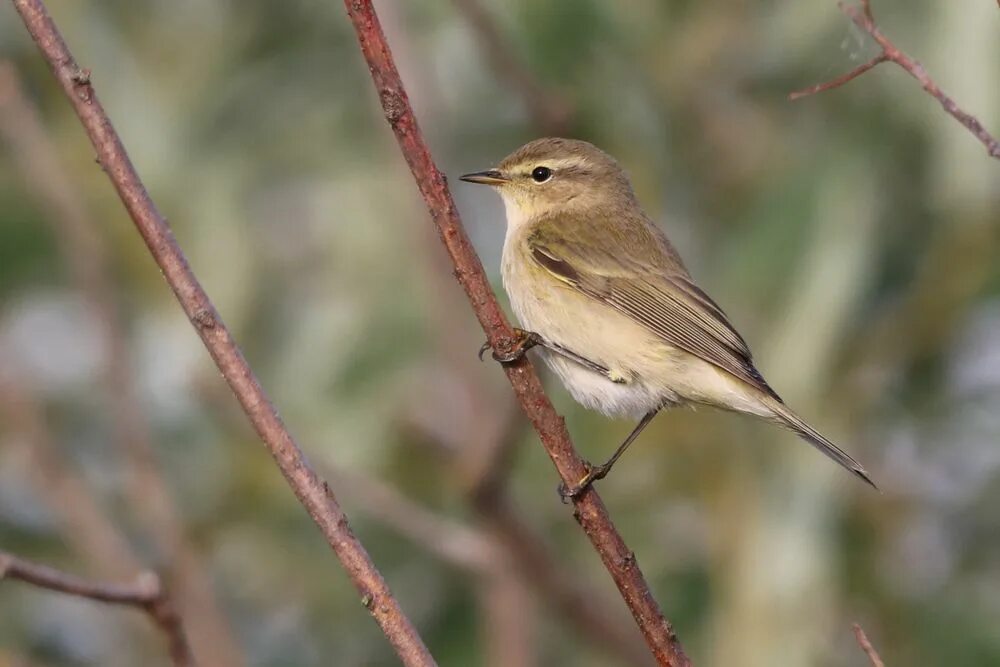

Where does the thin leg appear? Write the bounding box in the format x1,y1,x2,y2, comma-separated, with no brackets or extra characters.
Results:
559,408,660,501
544,340,622,382
479,329,620,381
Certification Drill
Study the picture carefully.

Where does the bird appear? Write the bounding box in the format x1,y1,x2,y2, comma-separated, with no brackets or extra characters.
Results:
460,137,875,498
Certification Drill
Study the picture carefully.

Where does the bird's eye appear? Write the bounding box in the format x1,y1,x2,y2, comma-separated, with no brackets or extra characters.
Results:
531,166,552,183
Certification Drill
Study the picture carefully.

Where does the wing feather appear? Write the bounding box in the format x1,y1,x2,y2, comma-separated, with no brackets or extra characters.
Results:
528,222,776,399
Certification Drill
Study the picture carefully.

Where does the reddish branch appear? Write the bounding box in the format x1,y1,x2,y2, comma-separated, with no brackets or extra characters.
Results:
0,550,194,667
852,624,885,667
9,1,434,665
790,0,1000,160
342,1,689,665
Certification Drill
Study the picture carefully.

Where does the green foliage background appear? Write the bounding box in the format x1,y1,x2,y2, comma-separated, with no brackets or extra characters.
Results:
1,1,998,665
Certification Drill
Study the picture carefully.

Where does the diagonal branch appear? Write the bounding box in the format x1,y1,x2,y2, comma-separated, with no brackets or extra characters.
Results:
0,550,194,667
341,1,689,665
790,0,1000,159
8,1,434,664
852,623,885,667
788,54,887,100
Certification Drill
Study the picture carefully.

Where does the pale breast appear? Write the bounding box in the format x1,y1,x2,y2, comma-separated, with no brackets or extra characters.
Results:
501,232,680,418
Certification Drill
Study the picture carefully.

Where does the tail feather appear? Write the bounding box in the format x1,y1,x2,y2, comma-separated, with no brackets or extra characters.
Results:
766,399,878,490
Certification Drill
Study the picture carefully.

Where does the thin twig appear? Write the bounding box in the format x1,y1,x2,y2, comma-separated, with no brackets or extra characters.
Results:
8,2,434,664
341,2,689,665
788,54,888,100
0,550,194,667
449,0,571,134
852,623,885,667
0,61,244,667
790,1,1000,159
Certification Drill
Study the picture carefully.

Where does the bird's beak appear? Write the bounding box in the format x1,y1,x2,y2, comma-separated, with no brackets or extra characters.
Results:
459,169,509,185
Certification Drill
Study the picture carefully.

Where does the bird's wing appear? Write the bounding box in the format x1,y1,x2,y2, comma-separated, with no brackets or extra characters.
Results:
527,214,777,399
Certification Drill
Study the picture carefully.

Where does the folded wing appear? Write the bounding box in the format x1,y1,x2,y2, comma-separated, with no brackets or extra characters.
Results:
528,214,778,399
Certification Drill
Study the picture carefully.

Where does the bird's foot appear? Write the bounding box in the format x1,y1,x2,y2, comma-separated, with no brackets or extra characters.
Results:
478,328,543,364
557,461,611,502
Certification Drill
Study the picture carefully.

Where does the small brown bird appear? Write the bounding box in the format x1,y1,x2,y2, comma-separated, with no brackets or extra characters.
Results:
461,138,875,497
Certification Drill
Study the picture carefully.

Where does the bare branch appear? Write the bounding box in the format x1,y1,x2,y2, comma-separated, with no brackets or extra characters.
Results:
790,1,1000,159
852,623,885,667
0,551,194,667
341,1,689,664
327,437,651,667
8,1,434,664
0,60,244,667
788,54,888,100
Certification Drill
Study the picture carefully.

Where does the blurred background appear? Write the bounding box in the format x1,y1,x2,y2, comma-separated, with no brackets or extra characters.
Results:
1,0,998,665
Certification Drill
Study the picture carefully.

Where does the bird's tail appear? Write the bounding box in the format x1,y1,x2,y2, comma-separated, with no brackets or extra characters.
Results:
764,398,878,490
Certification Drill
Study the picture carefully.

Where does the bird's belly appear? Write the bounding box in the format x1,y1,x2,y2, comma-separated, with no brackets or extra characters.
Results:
502,256,681,417
540,352,668,418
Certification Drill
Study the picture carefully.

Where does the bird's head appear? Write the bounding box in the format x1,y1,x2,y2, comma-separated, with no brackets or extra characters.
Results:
460,137,636,224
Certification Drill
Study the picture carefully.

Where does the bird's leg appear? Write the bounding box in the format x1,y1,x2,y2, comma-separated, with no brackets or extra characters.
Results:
479,330,621,381
558,409,660,501
544,340,624,381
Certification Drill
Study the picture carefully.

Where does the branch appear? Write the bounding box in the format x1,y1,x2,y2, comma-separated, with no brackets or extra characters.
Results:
788,54,888,100
790,0,1000,159
0,551,194,667
334,425,652,667
341,2,689,665
0,60,244,667
852,623,885,667
8,2,434,664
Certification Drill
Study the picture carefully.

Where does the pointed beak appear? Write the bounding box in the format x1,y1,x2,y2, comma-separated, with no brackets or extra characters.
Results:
459,169,509,185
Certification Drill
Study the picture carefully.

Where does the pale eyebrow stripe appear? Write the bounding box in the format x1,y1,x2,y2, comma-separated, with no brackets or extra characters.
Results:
512,156,591,174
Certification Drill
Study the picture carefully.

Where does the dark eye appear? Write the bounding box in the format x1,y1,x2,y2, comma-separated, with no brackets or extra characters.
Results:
531,166,552,183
